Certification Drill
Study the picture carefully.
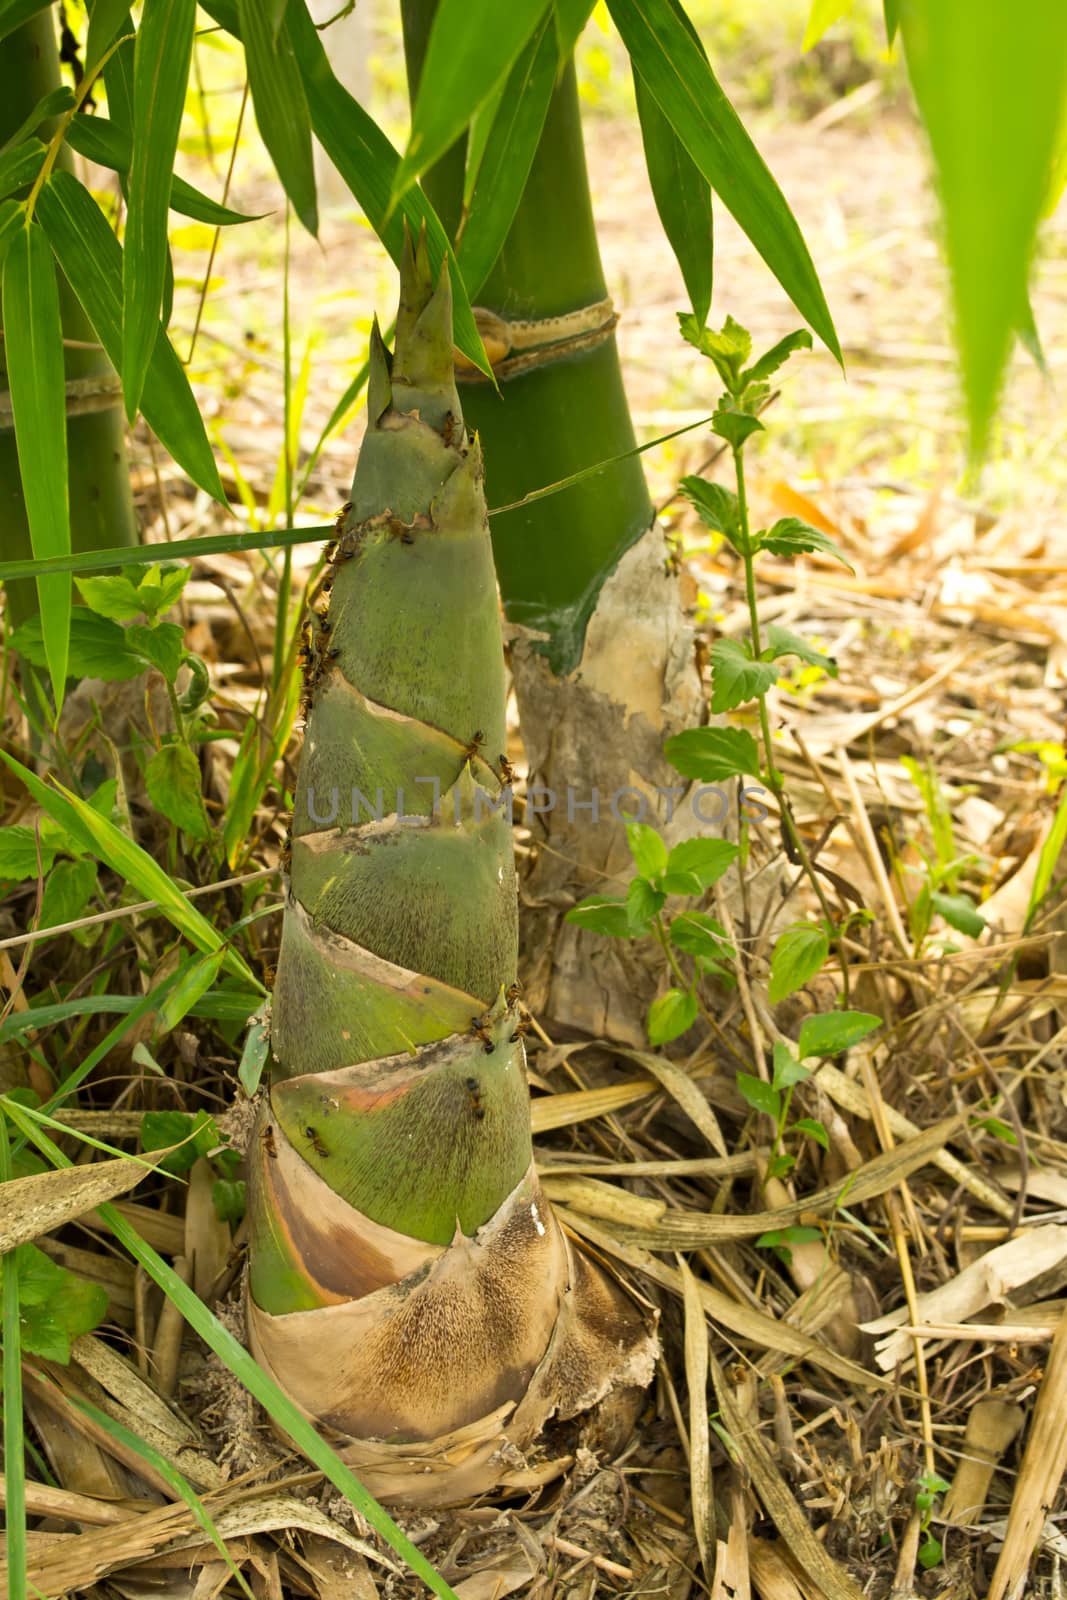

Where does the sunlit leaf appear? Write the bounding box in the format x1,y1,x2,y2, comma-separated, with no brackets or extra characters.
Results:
607,0,840,360
664,725,761,782
239,0,317,235
768,923,828,1004
899,0,1067,455
123,0,196,419
802,0,853,51
634,60,711,326
64,114,259,226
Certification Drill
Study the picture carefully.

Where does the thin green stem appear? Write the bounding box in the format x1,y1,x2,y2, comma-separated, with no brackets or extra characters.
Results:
732,443,850,1003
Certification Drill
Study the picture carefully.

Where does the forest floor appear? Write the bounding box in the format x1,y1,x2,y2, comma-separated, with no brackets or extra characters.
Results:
4,21,1067,1600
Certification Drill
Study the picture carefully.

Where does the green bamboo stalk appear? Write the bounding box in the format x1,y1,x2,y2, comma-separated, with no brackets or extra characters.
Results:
400,2,653,674
247,233,652,1497
0,10,137,633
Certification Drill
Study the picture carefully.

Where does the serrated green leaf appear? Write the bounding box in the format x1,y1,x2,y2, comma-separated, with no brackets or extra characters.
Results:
710,638,778,713
743,328,813,384
613,0,840,361
764,623,838,676
37,171,227,501
669,910,734,962
10,608,145,682
4,222,70,705
457,17,557,298
931,890,984,939
635,58,711,326
140,1108,217,1174
772,1040,810,1090
75,573,147,623
736,1072,781,1120
128,621,184,683
0,826,57,880
793,1117,828,1149
665,837,738,889
756,515,855,571
626,820,668,879
123,0,196,419
239,0,317,235
680,476,742,546
395,0,550,203
664,725,761,782
768,923,829,1004
565,893,633,938
145,742,209,839
647,986,698,1044
39,857,97,935
627,874,665,931
711,408,764,449
12,1243,107,1362
797,1009,881,1059
64,113,260,227
900,0,1067,457
212,1178,246,1225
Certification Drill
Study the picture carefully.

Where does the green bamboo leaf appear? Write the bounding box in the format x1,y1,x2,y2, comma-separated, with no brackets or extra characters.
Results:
122,0,196,420
802,0,852,50
883,0,899,45
3,221,70,705
0,751,258,986
37,171,227,502
395,0,551,203
633,8,712,327
606,0,841,362
64,114,259,226
899,0,1067,455
0,0,50,43
553,0,596,57
197,0,490,377
0,140,45,204
86,0,133,72
1,87,74,151
238,0,318,235
457,16,557,297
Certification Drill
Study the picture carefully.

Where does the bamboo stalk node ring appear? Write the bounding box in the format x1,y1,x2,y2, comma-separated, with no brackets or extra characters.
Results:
458,297,618,380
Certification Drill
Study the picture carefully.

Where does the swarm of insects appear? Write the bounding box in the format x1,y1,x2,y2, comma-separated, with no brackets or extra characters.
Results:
470,1011,495,1053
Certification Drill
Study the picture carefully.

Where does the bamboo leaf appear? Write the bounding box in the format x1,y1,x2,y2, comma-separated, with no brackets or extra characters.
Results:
457,16,557,297
606,0,841,362
238,0,318,235
0,0,50,43
3,222,70,705
395,0,551,202
86,0,132,71
632,4,712,327
883,0,899,45
64,114,259,226
0,752,259,986
199,0,491,377
803,0,853,51
38,170,227,502
553,0,596,58
899,0,1067,454
122,0,196,420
